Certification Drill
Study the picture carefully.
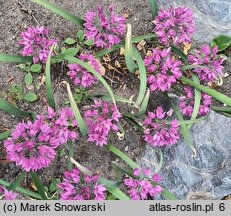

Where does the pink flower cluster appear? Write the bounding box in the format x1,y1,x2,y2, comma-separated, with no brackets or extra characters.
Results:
179,85,212,116
153,6,195,46
0,186,17,200
84,4,126,48
143,106,180,147
84,99,122,146
4,107,78,172
18,26,57,63
124,167,163,200
58,168,106,200
188,45,226,82
144,48,182,92
68,53,101,88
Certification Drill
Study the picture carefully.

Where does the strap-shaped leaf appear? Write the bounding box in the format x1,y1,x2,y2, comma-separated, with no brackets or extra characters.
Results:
30,0,85,26
0,54,32,63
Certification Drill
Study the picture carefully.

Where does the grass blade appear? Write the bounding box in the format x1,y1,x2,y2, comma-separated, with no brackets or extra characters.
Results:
106,144,138,169
135,89,150,117
30,0,85,26
0,98,33,118
165,93,196,155
149,0,158,18
107,187,130,200
64,56,117,106
30,171,48,200
133,47,147,106
45,45,56,109
0,130,11,140
180,76,231,106
61,81,88,136
8,171,26,190
125,24,137,73
211,105,231,113
171,46,188,64
0,179,42,199
0,54,33,63
188,74,201,129
162,189,177,200
94,33,157,58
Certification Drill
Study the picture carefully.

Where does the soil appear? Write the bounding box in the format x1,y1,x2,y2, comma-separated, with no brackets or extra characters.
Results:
0,0,230,198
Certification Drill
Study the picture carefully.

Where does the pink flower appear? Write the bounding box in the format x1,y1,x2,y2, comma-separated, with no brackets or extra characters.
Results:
188,45,226,82
18,26,57,63
68,53,102,88
0,186,18,200
144,48,182,92
58,168,106,200
84,4,126,48
179,85,212,116
153,6,195,46
84,99,122,146
4,107,78,172
143,106,180,147
124,168,163,200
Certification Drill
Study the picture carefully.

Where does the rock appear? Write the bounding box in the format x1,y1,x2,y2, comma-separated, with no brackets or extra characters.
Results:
138,110,231,199
156,0,231,43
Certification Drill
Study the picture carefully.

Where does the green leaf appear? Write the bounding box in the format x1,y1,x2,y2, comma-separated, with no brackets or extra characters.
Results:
135,89,150,117
64,37,76,45
165,93,196,155
180,76,231,106
171,46,188,64
61,81,88,136
0,130,11,140
98,177,118,189
45,45,56,109
83,39,94,46
0,179,42,200
107,187,130,200
10,84,24,101
49,178,60,192
211,105,231,113
0,54,33,63
24,92,38,102
106,144,138,169
8,171,26,190
94,33,157,58
149,0,158,18
30,64,42,73
125,24,137,73
133,47,147,106
64,56,117,106
0,98,33,118
77,30,84,42
24,73,33,86
30,171,48,200
188,74,201,129
30,0,85,26
61,48,79,57
161,189,177,200
211,34,231,51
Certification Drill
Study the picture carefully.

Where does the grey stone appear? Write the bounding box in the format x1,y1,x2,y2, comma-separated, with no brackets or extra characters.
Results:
138,110,231,199
157,0,231,43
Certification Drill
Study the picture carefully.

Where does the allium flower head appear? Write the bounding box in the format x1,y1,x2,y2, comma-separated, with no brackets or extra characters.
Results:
58,168,106,200
124,167,163,200
68,53,102,88
18,26,57,63
84,99,122,146
4,107,78,172
179,85,212,116
143,106,180,147
84,4,126,48
144,48,182,92
153,6,195,46
188,45,226,82
0,186,18,200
